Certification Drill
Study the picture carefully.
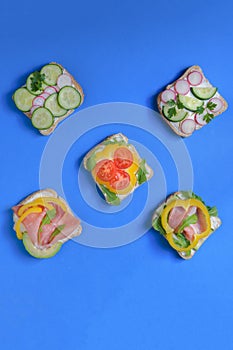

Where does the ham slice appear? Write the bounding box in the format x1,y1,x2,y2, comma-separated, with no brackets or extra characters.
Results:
168,206,186,229
13,200,80,248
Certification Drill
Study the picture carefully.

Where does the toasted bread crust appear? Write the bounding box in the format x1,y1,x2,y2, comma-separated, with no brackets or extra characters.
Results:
157,65,228,137
15,62,84,136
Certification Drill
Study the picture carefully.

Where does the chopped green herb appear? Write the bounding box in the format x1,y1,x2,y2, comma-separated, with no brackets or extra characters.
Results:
177,99,184,110
167,107,177,118
30,71,45,92
177,214,198,234
102,138,127,146
99,184,120,205
203,113,214,123
49,224,65,243
167,99,176,107
136,159,148,185
196,105,205,115
174,233,191,248
207,101,217,111
152,216,166,235
207,206,218,217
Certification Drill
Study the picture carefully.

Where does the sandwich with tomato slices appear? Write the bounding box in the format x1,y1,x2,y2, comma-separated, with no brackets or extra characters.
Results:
12,189,82,258
152,191,221,259
83,133,153,205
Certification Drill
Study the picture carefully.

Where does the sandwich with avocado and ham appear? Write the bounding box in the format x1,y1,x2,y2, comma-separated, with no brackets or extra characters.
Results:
152,191,221,259
12,189,82,258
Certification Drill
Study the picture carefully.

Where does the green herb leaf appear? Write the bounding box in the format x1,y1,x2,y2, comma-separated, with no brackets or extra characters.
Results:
39,208,56,232
86,153,97,171
177,214,198,234
203,113,214,123
207,206,218,217
207,101,217,111
99,184,120,205
177,99,184,110
174,233,191,248
136,159,148,185
152,216,166,235
49,224,65,243
167,107,177,118
102,138,127,146
196,105,205,114
167,99,176,107
30,71,45,92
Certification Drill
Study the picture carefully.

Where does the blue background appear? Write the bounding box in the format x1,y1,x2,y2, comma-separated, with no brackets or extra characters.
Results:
1,0,233,349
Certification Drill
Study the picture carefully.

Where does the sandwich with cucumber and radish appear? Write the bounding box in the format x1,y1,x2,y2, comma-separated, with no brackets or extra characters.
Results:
152,191,221,259
13,62,84,135
12,189,82,258
157,65,228,137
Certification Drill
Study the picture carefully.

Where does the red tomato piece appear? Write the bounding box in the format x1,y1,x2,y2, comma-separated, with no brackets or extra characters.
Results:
110,169,130,190
113,147,133,169
95,159,116,181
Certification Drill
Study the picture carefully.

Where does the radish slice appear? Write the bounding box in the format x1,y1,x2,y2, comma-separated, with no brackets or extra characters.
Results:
44,86,57,95
180,119,196,135
187,71,203,86
40,92,50,100
208,98,223,113
161,89,176,103
52,85,60,92
195,113,207,126
57,74,72,88
174,80,190,95
32,96,45,107
30,105,40,115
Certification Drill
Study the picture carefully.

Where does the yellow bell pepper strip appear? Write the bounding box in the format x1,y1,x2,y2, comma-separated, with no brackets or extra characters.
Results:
161,198,211,252
15,207,43,240
17,197,67,217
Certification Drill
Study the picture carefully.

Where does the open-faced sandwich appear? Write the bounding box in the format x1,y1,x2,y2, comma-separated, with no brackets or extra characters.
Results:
12,189,82,258
13,62,84,135
83,133,153,205
152,191,221,259
157,65,228,137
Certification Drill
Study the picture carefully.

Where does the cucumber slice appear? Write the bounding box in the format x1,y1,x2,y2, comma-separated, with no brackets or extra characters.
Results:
26,73,47,95
191,87,217,100
41,64,63,86
58,86,81,110
23,233,62,258
178,95,204,112
14,88,35,111
31,107,54,130
45,93,67,117
163,105,187,122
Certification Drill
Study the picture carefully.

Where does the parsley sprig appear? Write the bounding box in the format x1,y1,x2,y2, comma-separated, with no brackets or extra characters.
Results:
30,71,45,92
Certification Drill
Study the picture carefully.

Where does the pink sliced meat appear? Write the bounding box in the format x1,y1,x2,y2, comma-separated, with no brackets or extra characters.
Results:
183,226,195,241
39,203,65,245
168,206,186,229
49,213,81,244
20,209,47,245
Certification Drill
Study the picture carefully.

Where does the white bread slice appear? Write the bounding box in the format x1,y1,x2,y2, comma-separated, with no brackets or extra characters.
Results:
152,191,221,259
83,133,154,205
12,188,82,244
14,62,84,136
157,65,228,137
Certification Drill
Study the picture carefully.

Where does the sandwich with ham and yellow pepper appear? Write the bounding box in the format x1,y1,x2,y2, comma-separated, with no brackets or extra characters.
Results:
12,189,82,258
152,191,221,259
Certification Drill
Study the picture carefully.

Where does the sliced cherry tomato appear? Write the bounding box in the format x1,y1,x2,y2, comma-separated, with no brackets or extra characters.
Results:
110,169,130,190
95,159,116,181
113,147,133,169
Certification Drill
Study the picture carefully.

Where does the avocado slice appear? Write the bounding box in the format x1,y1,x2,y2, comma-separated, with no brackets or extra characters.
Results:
22,233,62,258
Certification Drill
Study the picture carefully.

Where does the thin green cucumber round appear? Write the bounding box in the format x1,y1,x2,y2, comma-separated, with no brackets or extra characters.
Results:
23,233,62,258
178,95,204,112
191,87,217,100
58,86,81,110
13,87,35,112
31,107,54,130
26,73,47,95
163,105,188,122
45,93,67,117
41,64,63,86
